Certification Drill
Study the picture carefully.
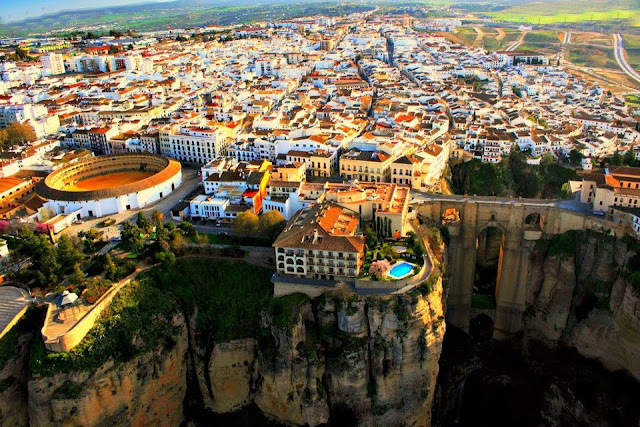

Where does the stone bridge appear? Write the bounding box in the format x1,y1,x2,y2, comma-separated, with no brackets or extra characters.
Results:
413,193,627,339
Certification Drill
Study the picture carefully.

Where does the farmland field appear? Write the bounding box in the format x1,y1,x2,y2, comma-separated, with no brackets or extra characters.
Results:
487,0,639,26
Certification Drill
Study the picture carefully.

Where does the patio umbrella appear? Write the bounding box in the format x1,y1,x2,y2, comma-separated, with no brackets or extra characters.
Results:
61,292,78,306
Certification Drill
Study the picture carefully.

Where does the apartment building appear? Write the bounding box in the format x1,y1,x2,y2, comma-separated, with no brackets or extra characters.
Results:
41,53,65,75
160,125,231,164
340,148,393,182
273,202,365,281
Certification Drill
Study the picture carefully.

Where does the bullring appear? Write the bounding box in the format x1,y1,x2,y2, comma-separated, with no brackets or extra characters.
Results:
37,153,182,218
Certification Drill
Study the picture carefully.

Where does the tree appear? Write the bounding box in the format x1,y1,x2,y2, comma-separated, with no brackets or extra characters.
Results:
258,210,285,239
179,221,195,237
137,211,151,231
103,254,118,280
609,150,624,167
5,122,36,147
57,235,84,273
151,210,164,227
169,229,186,254
15,227,60,288
569,149,584,166
233,211,259,238
108,45,119,54
121,221,144,254
364,225,378,249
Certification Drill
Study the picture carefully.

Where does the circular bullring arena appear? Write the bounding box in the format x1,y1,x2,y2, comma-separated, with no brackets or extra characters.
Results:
37,154,182,218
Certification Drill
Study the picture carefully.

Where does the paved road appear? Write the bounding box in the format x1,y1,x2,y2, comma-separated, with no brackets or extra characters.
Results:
613,33,640,85
563,31,571,45
505,30,527,52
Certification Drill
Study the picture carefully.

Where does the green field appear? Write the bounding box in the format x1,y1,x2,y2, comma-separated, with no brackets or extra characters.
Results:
454,26,479,45
624,94,640,106
624,34,640,69
488,0,639,26
524,31,560,44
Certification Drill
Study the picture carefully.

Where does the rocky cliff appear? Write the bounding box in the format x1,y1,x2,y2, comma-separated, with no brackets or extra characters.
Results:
434,230,640,426
3,272,445,427
27,313,188,427
523,231,640,381
195,280,446,426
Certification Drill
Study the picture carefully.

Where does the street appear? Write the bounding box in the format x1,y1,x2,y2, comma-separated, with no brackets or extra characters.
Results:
613,33,640,85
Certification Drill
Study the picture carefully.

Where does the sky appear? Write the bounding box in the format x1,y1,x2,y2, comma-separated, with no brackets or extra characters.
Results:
1,0,171,23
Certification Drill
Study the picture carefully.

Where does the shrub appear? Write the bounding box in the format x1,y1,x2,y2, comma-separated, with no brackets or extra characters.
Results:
549,231,578,257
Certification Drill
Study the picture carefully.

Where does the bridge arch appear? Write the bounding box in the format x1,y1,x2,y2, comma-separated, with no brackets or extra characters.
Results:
524,212,544,231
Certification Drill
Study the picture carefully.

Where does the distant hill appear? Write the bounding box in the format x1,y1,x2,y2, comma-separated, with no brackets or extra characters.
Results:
0,0,373,38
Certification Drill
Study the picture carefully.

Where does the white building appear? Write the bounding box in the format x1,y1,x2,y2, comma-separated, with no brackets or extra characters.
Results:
41,53,65,75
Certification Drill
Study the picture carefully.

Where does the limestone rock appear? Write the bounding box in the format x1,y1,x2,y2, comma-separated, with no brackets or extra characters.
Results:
28,314,188,427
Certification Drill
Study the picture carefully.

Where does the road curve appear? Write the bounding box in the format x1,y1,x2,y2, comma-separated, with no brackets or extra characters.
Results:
613,33,640,85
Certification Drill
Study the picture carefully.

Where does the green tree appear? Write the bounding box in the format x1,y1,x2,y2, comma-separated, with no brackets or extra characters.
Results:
169,229,186,254
121,221,144,254
103,254,118,280
233,211,259,238
136,212,150,231
258,210,285,240
179,221,195,237
609,150,624,166
56,235,84,273
569,149,584,166
16,228,60,287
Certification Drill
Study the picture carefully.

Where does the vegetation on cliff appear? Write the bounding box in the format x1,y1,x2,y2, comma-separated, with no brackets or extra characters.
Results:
30,281,179,376
140,258,274,342
451,151,577,198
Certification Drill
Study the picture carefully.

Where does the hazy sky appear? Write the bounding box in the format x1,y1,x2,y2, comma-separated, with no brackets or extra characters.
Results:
2,0,170,23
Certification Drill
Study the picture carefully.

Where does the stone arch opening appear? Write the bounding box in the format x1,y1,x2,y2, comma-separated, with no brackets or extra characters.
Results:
442,206,461,225
470,313,494,343
473,226,504,310
524,212,543,231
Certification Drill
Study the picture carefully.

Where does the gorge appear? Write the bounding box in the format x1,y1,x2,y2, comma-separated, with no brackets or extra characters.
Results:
1,225,640,426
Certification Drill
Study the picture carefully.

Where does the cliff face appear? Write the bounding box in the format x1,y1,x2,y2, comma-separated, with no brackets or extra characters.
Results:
195,280,446,426
27,314,188,427
15,277,444,427
0,333,31,426
523,233,640,381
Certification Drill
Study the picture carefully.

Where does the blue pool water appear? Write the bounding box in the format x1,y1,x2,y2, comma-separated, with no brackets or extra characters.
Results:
388,262,414,279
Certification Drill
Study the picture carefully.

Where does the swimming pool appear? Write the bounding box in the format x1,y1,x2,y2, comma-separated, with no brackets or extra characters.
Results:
388,261,415,279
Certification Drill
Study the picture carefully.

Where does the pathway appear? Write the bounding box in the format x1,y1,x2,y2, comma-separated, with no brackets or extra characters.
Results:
473,27,485,45
0,286,31,339
505,30,527,52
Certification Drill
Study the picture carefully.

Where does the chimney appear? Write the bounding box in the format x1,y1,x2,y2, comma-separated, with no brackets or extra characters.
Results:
312,229,318,243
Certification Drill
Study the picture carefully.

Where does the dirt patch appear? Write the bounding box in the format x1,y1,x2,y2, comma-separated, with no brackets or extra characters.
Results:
65,171,154,192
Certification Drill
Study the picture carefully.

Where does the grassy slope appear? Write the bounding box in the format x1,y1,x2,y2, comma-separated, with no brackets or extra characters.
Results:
30,257,278,376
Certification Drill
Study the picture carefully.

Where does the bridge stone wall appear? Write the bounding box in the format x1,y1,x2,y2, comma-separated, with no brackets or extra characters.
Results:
416,197,627,338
